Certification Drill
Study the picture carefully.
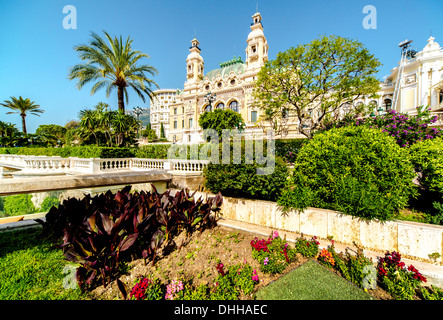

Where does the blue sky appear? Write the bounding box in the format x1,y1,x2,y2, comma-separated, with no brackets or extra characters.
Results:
0,0,442,133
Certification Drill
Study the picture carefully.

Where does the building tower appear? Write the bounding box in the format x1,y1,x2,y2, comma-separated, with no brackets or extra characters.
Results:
185,38,204,86
245,12,268,72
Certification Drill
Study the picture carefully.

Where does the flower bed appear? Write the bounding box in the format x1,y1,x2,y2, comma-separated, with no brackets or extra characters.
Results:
91,228,442,301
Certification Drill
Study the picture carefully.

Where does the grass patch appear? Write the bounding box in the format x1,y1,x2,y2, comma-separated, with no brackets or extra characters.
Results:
255,260,374,300
0,227,90,300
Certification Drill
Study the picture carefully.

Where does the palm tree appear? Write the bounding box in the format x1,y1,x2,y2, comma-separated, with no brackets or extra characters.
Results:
0,121,20,147
1,96,44,134
68,31,159,113
78,108,99,145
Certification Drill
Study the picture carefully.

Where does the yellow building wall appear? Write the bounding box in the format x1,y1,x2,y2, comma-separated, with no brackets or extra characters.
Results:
402,88,416,110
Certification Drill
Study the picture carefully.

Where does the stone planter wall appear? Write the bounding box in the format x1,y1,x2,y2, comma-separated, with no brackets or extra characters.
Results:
215,195,443,263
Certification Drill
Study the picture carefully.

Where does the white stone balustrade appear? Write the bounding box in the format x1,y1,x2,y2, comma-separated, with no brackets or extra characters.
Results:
131,158,167,171
170,159,210,172
0,154,209,176
23,156,71,172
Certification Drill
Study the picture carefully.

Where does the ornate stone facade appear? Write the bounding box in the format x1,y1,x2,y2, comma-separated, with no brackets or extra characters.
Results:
168,12,272,144
167,12,443,144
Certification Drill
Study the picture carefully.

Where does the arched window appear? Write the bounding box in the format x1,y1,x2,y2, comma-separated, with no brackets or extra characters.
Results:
229,101,239,112
204,104,212,112
384,99,392,110
215,102,224,110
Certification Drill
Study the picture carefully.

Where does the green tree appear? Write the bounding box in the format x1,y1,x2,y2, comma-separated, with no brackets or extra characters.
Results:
141,124,158,142
68,31,159,113
160,122,165,139
1,96,44,134
0,121,20,147
253,35,381,138
36,124,67,147
198,109,245,140
78,108,100,145
64,120,80,146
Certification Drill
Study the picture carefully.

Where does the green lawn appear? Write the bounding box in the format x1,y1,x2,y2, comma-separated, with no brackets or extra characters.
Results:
0,227,90,300
255,260,374,300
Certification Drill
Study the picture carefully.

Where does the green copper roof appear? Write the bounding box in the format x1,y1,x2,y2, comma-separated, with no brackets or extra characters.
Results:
205,61,246,81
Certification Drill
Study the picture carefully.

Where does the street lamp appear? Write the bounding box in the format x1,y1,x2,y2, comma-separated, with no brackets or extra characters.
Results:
377,106,385,116
204,92,216,112
133,106,143,138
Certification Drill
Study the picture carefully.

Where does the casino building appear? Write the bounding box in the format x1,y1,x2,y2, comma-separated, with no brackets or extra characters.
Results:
166,11,443,144
168,12,279,144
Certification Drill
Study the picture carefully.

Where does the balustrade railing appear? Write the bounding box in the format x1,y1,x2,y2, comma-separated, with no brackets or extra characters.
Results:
131,158,167,170
0,154,209,176
170,159,210,172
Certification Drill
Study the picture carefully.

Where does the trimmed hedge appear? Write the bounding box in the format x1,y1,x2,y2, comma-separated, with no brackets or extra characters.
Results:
0,146,135,158
1,139,307,162
203,140,289,201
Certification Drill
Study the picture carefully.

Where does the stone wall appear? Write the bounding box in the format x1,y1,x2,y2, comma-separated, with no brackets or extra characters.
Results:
187,192,443,264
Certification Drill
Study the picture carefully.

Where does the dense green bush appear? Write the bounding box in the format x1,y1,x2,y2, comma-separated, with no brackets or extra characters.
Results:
406,137,443,224
39,196,60,212
204,155,288,201
279,126,417,221
409,137,443,195
3,194,36,216
275,139,306,163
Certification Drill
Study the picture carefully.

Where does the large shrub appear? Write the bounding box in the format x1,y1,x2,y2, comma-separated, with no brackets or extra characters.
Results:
275,139,307,163
408,137,443,224
3,194,36,216
409,137,443,195
204,154,288,201
279,126,416,221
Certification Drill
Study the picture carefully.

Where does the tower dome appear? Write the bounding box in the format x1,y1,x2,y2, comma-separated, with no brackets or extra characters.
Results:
245,12,268,71
185,38,204,85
